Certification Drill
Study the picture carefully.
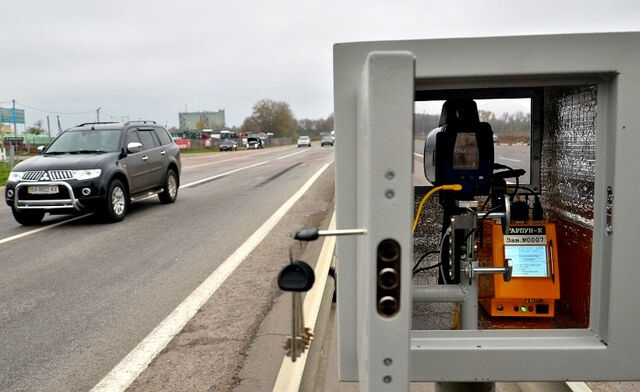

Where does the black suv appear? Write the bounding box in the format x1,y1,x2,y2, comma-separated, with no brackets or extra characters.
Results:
5,121,181,224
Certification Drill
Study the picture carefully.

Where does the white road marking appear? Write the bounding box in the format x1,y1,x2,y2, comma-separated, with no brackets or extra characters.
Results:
180,160,271,189
90,161,333,392
413,152,424,158
276,149,308,160
183,148,288,170
566,382,593,392
0,214,92,246
498,156,521,163
272,212,336,392
183,155,250,170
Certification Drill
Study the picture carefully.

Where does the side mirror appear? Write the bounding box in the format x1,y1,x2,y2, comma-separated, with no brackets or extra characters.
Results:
127,142,143,154
37,145,46,154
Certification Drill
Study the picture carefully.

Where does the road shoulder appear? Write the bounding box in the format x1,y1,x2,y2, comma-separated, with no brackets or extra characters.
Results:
126,163,335,392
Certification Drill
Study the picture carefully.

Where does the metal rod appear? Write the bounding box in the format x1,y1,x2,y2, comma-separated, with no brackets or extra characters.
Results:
473,267,507,275
317,228,367,237
460,266,478,330
413,285,465,302
476,212,505,219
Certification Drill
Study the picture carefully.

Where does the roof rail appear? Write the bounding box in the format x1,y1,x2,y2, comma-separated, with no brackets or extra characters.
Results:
75,121,119,127
124,120,157,126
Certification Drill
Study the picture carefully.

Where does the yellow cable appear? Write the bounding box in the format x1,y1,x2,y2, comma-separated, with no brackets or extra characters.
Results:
412,184,462,232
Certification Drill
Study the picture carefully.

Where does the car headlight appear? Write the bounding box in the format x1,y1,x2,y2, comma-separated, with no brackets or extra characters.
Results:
72,169,102,180
8,171,24,183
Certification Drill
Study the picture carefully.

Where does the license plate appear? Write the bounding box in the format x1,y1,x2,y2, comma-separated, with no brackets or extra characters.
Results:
28,185,59,195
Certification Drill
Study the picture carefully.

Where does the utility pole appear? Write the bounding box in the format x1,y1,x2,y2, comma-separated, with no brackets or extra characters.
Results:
57,115,62,134
97,107,101,122
47,115,51,137
12,99,17,136
0,99,5,162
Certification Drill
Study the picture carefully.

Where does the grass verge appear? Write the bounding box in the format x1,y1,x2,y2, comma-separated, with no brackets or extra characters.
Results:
179,147,221,154
0,162,10,187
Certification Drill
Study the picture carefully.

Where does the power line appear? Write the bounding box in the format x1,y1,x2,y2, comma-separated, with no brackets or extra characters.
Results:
13,101,97,115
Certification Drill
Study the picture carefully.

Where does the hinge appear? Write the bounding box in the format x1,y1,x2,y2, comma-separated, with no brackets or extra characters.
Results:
606,186,614,235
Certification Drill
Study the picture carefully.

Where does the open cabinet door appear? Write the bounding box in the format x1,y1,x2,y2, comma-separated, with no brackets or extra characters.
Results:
354,51,415,392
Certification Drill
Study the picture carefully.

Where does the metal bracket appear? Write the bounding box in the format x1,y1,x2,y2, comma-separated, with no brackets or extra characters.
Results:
465,258,513,285
606,186,614,235
477,195,511,235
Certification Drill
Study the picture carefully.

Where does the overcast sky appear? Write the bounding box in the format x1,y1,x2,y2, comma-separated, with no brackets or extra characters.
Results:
1,0,639,132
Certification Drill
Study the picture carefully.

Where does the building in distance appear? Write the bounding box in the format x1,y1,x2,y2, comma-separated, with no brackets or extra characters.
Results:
179,110,225,132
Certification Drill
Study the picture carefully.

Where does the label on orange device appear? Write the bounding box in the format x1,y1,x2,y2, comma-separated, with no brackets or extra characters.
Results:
504,225,546,245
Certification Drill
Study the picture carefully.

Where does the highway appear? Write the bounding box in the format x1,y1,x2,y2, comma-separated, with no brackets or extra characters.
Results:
0,145,335,391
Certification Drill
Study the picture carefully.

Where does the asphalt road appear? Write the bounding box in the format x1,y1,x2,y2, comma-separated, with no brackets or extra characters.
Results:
0,144,334,392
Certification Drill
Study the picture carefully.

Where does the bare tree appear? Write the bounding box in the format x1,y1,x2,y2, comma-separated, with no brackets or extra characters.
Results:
242,99,296,137
26,120,44,135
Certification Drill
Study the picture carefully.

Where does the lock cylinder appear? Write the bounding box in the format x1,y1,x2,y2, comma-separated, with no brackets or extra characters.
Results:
376,239,401,317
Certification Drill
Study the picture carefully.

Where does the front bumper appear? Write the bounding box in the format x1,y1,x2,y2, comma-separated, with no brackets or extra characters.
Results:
6,180,105,212
14,181,81,210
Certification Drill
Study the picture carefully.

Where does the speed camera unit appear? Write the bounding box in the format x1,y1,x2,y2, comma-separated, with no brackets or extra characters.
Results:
333,32,640,391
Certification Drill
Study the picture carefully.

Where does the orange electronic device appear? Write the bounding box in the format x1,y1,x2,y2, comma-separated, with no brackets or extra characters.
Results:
480,222,560,317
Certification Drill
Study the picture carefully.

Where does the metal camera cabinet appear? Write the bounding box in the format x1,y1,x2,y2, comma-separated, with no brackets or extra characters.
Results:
333,32,640,391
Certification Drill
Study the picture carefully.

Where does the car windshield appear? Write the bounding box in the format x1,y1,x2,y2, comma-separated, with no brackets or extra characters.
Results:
299,136,309,140
46,129,122,154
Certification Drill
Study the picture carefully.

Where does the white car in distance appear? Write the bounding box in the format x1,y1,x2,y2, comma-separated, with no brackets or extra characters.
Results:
297,136,311,147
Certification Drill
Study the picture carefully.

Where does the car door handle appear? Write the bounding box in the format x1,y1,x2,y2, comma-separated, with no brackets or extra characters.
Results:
160,150,166,155
142,156,149,161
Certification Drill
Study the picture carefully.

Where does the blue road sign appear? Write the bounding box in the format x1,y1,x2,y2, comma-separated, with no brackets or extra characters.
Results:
0,108,26,124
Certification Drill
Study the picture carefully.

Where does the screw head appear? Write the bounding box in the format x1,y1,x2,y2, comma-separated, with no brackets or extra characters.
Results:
385,190,395,199
383,375,392,384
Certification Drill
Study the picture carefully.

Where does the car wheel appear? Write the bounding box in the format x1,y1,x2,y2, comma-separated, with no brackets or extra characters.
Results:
159,169,179,204
102,179,128,222
12,208,45,226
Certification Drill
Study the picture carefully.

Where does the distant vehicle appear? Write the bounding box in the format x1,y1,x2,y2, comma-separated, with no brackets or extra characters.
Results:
493,134,499,144
219,139,238,151
220,130,238,140
247,137,264,149
5,121,181,225
297,136,311,147
321,135,334,147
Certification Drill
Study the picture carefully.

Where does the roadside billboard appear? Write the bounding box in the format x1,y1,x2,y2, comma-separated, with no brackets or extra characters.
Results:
0,108,26,124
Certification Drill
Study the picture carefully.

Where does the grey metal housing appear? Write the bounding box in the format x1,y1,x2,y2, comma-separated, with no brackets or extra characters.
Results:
333,32,640,383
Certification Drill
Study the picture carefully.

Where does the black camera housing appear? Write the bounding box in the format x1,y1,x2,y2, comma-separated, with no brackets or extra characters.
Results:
424,99,494,199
